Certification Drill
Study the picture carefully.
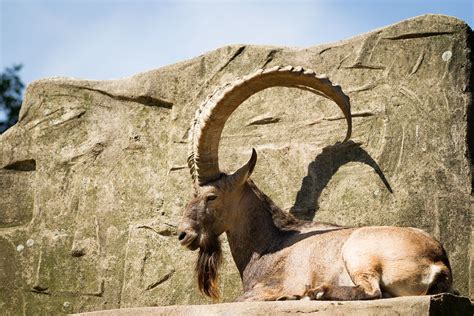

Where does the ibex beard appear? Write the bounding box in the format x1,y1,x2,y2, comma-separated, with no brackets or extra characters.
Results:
195,232,222,299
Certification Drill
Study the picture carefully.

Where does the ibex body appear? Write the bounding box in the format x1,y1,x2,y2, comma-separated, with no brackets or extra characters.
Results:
178,66,453,301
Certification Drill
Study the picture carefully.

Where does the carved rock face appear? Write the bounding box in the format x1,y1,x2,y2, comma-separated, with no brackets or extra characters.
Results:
0,14,472,314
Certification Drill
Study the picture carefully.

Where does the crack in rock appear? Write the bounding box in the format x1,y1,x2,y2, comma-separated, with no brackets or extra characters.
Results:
146,270,175,290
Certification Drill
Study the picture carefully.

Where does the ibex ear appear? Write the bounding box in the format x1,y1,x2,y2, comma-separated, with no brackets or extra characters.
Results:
228,149,257,187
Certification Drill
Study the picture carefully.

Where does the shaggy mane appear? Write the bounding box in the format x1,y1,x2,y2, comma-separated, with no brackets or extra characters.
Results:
247,180,302,230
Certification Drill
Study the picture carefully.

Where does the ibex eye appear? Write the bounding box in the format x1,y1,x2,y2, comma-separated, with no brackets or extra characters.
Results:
206,195,217,201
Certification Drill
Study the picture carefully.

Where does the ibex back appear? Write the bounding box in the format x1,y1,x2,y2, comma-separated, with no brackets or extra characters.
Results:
178,66,453,301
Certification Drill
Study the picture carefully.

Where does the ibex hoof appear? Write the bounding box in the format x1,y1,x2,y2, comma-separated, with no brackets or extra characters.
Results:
315,291,325,300
303,283,330,300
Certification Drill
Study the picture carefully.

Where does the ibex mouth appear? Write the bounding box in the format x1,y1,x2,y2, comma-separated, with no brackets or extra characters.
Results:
180,233,199,251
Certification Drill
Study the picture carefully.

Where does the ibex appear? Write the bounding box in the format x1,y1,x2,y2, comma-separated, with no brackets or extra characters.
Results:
178,65,453,301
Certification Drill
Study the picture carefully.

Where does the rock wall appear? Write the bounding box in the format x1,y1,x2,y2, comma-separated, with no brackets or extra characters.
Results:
0,14,472,315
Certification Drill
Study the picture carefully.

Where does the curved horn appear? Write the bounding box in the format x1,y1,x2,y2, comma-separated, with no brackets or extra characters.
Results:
188,65,352,186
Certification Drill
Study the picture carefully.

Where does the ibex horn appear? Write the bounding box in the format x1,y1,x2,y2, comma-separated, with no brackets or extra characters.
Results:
188,65,352,187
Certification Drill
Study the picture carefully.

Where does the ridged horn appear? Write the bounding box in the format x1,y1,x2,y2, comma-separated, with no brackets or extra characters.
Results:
188,65,352,186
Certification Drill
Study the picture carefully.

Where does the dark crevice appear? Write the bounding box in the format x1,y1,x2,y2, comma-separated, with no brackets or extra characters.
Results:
218,46,246,73
30,286,50,295
71,249,86,257
169,165,187,172
137,224,177,237
32,285,48,292
261,49,278,68
3,159,36,171
146,270,175,290
247,117,281,126
323,111,376,122
344,63,385,70
383,31,454,40
352,111,376,118
318,46,332,55
77,86,173,109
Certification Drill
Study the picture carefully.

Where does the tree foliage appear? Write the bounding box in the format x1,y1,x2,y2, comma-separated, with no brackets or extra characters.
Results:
0,64,25,133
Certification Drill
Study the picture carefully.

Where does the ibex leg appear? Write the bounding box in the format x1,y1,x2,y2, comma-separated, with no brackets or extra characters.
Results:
304,270,382,301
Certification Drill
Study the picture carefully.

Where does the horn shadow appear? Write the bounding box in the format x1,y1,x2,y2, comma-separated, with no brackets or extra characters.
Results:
289,140,393,221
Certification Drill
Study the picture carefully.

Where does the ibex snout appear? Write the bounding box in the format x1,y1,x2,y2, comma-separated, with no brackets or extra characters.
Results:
177,228,199,250
177,211,200,250
179,235,199,251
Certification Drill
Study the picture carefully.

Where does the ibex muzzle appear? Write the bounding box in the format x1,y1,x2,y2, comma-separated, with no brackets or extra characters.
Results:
178,66,453,301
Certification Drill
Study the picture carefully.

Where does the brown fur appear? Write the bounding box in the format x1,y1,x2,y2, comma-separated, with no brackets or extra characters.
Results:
247,180,301,230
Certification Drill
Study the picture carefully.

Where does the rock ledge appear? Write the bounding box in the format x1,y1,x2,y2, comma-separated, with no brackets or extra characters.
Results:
75,294,471,316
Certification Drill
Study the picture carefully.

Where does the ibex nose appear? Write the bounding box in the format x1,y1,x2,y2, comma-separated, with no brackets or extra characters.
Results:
178,231,187,241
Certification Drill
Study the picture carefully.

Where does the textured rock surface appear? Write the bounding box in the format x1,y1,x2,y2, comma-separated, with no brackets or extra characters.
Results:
74,294,472,316
0,14,472,315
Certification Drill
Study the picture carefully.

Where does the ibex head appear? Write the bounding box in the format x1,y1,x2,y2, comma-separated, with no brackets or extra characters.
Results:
179,149,257,250
178,149,257,298
178,65,352,299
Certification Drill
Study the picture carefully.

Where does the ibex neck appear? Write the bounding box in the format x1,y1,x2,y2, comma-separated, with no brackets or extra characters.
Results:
225,181,299,282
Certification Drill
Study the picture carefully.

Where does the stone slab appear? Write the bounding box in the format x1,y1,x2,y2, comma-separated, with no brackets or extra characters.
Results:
74,294,472,316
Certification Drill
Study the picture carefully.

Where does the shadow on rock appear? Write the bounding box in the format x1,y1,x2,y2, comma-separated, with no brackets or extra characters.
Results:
290,141,392,221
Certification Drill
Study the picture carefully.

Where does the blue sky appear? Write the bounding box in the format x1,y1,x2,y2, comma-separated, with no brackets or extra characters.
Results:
0,0,473,87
